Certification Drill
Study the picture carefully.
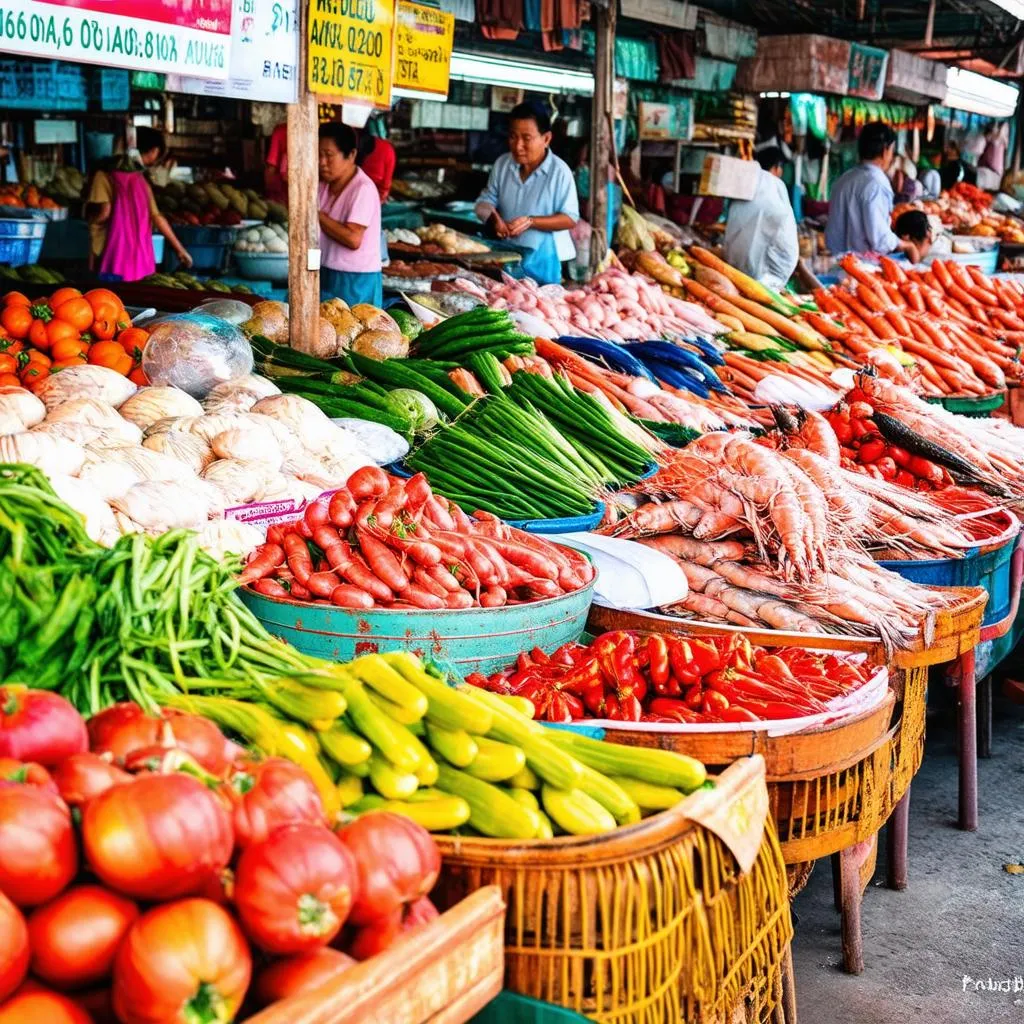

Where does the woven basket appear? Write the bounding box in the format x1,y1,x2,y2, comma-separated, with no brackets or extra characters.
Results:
433,760,792,1024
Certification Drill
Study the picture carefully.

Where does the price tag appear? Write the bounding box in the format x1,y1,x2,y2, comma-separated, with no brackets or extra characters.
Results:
307,0,394,108
393,0,453,97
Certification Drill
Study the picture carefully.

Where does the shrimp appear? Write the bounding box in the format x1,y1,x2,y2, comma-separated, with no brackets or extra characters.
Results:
638,536,748,565
663,591,755,626
676,560,722,591
783,448,870,537
606,500,705,537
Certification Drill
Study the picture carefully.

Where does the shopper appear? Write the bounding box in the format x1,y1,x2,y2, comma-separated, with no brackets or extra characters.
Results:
358,126,397,203
474,102,579,285
722,146,798,291
893,209,933,264
317,122,383,307
264,122,288,204
86,127,192,280
825,122,921,262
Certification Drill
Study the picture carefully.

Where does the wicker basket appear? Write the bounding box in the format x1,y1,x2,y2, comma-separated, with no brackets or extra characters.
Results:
246,887,505,1024
433,760,792,1024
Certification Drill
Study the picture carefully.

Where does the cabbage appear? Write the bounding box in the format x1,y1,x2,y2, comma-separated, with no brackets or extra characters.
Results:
387,389,438,431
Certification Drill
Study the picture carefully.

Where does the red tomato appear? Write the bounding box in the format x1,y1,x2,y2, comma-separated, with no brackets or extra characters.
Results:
234,823,358,954
0,982,94,1024
0,890,28,1001
874,456,898,481
72,986,116,1024
253,948,355,1008
0,757,58,794
335,812,440,925
0,782,78,907
346,906,403,961
50,753,131,809
0,686,87,766
85,703,159,763
160,710,240,776
226,756,325,849
27,885,139,990
82,774,233,901
112,899,251,1024
856,438,886,464
402,894,439,931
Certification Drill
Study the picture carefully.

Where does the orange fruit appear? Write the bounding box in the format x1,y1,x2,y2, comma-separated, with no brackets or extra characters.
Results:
87,340,126,369
53,297,94,333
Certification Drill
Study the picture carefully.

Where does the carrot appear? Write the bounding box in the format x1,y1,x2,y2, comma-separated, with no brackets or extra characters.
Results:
879,255,908,284
863,312,899,341
900,282,926,312
347,465,389,501
307,570,341,598
715,313,746,333
330,585,375,609
283,533,313,585
883,308,913,337
400,584,446,610
855,282,888,313
802,311,849,341
357,529,411,592
312,527,394,603
252,579,290,599
328,490,356,529
723,294,830,351
380,530,443,567
479,586,507,608
688,245,800,315
680,279,777,336
812,289,846,316
238,543,284,586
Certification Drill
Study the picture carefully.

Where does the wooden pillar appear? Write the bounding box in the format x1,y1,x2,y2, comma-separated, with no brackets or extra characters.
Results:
289,0,320,348
589,0,615,273
924,0,936,47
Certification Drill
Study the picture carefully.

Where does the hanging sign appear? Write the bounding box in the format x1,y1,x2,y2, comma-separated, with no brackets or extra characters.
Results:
307,0,395,108
638,100,693,142
393,0,453,97
168,0,299,102
0,0,232,78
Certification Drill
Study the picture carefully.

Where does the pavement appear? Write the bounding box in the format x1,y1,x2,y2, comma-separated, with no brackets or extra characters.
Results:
791,684,1024,1024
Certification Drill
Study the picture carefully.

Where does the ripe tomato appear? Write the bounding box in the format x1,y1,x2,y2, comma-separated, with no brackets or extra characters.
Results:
47,338,85,363
346,906,403,961
27,885,139,990
0,305,32,340
0,374,19,388
253,948,355,1008
1,291,30,307
89,314,118,341
112,899,251,1024
54,298,94,334
48,287,82,308
50,753,131,809
0,782,78,907
87,340,127,368
28,317,51,350
82,773,233,901
0,686,88,766
0,890,28,1001
336,811,440,925
84,288,122,307
0,982,94,1024
0,354,16,375
234,823,358,954
402,894,439,931
116,327,149,364
44,318,80,349
0,757,58,794
128,365,149,386
226,756,325,849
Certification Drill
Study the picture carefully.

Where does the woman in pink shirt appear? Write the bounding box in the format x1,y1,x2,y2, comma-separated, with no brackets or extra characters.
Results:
317,123,382,307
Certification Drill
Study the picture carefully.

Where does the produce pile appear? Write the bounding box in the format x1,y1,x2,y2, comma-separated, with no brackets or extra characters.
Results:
234,222,288,255
241,464,595,609
0,183,63,212
155,181,281,226
387,223,490,255
471,631,877,724
0,684,445,1019
911,182,1024,242
136,269,255,295
1,287,150,387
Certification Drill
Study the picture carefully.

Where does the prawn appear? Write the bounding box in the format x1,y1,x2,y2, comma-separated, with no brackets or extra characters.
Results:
637,536,748,566
606,500,706,537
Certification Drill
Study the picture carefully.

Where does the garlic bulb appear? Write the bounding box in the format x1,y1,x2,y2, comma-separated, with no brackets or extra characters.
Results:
205,375,281,407
250,395,337,449
0,388,45,428
202,459,274,505
111,481,209,533
0,412,24,436
34,366,137,411
195,519,265,562
0,433,86,476
46,473,119,544
211,426,283,467
142,431,214,474
31,422,110,446
239,412,297,450
43,399,143,445
77,460,143,501
86,445,196,483
118,387,204,430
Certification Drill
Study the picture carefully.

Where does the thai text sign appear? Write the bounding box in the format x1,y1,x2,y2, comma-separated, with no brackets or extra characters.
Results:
393,0,452,97
308,0,394,108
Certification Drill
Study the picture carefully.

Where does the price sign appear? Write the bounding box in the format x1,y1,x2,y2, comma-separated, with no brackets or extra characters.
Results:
307,0,394,108
0,0,232,78
393,0,452,97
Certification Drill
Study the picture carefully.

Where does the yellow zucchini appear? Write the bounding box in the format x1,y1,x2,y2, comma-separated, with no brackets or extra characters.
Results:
336,773,364,807
534,809,554,839
464,737,526,782
369,753,419,800
351,654,429,718
369,691,424,726
458,686,543,735
508,764,540,790
379,796,471,831
341,677,422,774
318,721,372,766
405,788,446,802
254,678,347,729
575,764,641,826
425,723,479,768
508,787,540,813
383,651,493,734
549,731,706,792
435,764,537,839
609,776,685,812
541,786,616,836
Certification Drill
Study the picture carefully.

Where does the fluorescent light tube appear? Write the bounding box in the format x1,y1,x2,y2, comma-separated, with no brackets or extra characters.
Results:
450,52,594,94
945,67,1019,118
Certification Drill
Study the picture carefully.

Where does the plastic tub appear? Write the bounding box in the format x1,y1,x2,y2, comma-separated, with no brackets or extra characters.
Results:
240,579,595,674
973,528,1019,627
234,251,289,283
926,391,1005,417
0,216,47,265
506,503,605,534
471,992,588,1024
877,549,977,588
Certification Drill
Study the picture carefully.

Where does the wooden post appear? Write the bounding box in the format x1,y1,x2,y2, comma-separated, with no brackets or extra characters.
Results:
589,0,615,273
924,0,936,47
289,0,320,348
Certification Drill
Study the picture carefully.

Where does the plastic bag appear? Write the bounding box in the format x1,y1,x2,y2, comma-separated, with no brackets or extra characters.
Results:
194,299,254,326
142,313,254,399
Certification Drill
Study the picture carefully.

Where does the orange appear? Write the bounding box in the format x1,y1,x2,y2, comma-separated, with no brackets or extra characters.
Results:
53,297,94,333
87,340,126,369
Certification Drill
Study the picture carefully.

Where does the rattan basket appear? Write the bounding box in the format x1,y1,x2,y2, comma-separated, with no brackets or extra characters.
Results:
433,760,792,1024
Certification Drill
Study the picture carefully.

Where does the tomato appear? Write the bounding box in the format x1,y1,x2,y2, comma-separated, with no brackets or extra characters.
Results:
88,340,127,369
0,782,77,907
27,885,139,990
28,317,51,350
0,757,58,794
0,375,20,388
86,703,159,762
335,811,440,925
51,753,131,809
116,327,149,364
82,773,233,901
346,906,403,961
0,686,88,766
235,823,358,954
112,899,251,1024
84,288,122,308
0,890,28,1001
89,315,118,341
48,287,82,308
49,338,86,363
226,756,325,849
128,366,149,386
73,986,117,1024
1,291,30,307
44,318,80,349
160,710,241,776
0,305,32,340
856,438,886,464
874,456,898,480
0,354,16,374
0,982,94,1024
253,948,355,1008
53,297,93,333
402,894,439,931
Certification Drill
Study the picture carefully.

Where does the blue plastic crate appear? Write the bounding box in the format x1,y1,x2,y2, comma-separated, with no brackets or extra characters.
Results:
0,217,47,266
876,549,977,588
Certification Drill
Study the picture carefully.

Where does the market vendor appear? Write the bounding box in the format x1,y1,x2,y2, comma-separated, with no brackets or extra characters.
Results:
474,103,579,285
722,146,798,291
825,122,922,264
317,123,383,307
893,210,934,264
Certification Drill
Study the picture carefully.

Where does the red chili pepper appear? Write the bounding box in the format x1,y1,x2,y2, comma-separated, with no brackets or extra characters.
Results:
667,637,701,685
647,699,702,723
729,697,816,721
530,647,550,665
683,684,704,710
714,706,760,723
688,638,722,676
516,652,534,673
857,438,886,464
722,634,753,671
465,672,489,688
755,654,796,682
646,635,670,693
610,634,647,703
702,690,730,714
659,674,683,698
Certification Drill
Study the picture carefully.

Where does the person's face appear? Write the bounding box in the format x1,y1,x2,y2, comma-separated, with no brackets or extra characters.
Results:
770,164,783,178
508,118,551,169
915,234,933,261
318,138,353,182
879,142,896,171
140,147,162,167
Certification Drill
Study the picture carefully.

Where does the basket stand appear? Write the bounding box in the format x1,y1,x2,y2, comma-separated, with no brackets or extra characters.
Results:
943,532,1023,831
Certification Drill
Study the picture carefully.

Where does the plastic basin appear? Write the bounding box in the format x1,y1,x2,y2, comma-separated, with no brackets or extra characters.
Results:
0,216,47,265
234,251,289,283
240,579,595,675
471,992,588,1024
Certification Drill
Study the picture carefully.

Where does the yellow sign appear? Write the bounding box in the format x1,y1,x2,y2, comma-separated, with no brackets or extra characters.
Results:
307,0,395,108
393,0,454,97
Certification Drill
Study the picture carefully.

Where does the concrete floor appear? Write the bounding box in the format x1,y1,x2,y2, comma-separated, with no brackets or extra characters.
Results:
791,686,1024,1024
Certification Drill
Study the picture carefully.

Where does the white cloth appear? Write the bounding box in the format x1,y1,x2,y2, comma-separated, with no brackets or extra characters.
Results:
722,169,799,290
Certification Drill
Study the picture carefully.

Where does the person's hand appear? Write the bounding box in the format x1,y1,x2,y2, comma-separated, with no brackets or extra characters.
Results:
899,239,921,265
177,249,194,269
507,216,533,237
489,212,510,238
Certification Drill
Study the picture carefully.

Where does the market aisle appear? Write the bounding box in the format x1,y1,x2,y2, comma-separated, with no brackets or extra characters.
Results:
793,690,1024,1024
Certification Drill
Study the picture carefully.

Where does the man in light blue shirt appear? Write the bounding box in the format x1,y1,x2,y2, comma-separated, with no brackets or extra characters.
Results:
475,103,579,285
825,122,923,264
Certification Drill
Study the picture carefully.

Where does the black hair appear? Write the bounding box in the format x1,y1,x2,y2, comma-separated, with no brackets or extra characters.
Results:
318,122,358,157
858,121,897,161
894,210,930,244
135,126,165,159
508,103,551,135
356,131,377,166
756,146,785,172
940,159,965,192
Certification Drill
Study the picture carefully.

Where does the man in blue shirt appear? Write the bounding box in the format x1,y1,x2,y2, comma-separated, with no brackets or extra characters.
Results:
475,103,579,285
825,122,923,264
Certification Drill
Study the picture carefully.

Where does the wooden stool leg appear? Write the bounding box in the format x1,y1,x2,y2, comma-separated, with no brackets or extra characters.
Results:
886,788,910,891
838,842,869,975
978,674,993,759
781,944,798,1024
957,648,978,831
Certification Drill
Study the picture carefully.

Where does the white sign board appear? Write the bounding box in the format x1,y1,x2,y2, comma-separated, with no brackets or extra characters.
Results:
168,0,298,103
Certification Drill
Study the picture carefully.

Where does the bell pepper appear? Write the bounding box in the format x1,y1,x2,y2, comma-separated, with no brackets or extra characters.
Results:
683,684,704,710
721,634,753,671
713,706,760,723
701,690,730,714
667,637,701,686
604,691,642,722
647,698,702,723
687,638,721,676
646,635,671,693
530,646,550,665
